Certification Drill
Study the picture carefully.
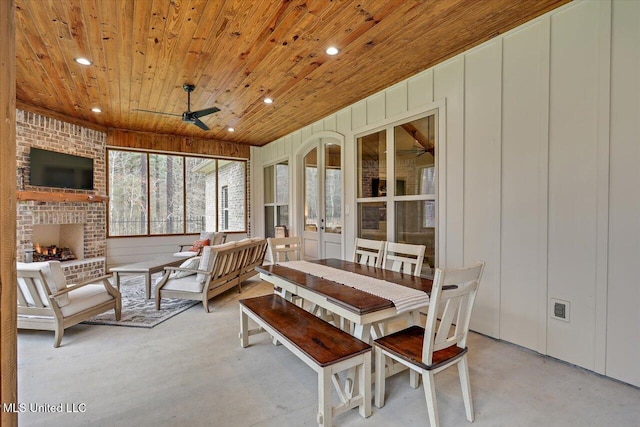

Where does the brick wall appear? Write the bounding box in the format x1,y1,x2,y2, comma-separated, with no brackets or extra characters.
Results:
16,110,107,280
217,161,246,231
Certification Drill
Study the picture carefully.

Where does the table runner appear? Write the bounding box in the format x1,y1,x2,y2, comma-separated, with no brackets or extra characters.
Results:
279,260,429,313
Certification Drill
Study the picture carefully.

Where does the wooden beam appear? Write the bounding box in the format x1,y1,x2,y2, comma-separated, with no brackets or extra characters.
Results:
107,129,250,159
1,0,18,425
17,191,108,203
400,123,434,154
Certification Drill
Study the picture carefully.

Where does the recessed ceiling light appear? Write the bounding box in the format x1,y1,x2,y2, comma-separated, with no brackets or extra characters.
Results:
264,98,273,104
228,127,235,132
91,107,101,113
75,57,92,66
325,46,339,55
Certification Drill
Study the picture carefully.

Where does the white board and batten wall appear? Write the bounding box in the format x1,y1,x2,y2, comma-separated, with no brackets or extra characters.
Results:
106,233,248,267
251,0,640,388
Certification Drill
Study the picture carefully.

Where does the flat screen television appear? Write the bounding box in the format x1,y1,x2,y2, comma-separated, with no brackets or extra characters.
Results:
29,147,94,190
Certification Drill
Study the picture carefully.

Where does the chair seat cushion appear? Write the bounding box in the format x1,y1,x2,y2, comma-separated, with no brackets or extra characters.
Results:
373,325,467,371
163,276,205,293
60,284,114,317
173,251,199,257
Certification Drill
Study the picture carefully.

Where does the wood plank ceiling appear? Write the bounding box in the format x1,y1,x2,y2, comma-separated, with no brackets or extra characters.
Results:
15,0,570,147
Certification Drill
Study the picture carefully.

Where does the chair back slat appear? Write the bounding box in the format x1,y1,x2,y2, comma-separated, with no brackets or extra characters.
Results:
17,280,29,307
17,269,53,308
422,262,484,364
268,236,302,263
383,242,426,276
353,238,385,268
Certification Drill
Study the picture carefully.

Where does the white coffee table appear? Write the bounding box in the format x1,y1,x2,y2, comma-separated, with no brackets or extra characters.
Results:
110,255,191,299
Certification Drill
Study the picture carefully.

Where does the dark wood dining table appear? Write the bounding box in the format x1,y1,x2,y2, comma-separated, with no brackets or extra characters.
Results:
256,258,434,343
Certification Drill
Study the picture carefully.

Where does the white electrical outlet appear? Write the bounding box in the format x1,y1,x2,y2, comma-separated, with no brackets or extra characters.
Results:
551,298,570,322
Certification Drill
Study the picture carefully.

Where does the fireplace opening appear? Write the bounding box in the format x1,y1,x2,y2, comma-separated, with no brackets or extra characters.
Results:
32,244,76,262
31,223,84,262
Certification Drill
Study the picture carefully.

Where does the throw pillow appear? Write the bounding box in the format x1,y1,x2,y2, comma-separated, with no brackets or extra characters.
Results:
169,256,201,279
187,238,210,253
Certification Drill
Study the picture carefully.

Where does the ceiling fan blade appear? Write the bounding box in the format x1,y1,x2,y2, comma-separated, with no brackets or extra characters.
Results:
192,117,210,131
133,108,181,117
192,106,220,118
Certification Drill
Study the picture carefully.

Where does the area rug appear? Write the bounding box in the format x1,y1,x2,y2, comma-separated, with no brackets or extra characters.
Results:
83,275,197,328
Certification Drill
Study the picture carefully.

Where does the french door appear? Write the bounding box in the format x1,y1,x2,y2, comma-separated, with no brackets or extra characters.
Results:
301,138,342,259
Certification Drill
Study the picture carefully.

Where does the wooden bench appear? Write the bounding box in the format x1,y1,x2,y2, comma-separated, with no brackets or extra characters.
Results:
239,294,372,427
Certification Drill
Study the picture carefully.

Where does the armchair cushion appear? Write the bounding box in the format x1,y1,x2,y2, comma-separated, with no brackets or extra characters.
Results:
196,246,214,284
60,284,115,317
169,257,201,279
17,261,70,306
199,231,215,242
196,242,237,283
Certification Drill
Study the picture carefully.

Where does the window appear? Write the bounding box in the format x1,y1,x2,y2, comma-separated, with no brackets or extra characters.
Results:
108,149,246,236
264,161,289,238
356,113,437,274
108,150,148,236
221,185,229,230
149,154,184,234
216,160,246,232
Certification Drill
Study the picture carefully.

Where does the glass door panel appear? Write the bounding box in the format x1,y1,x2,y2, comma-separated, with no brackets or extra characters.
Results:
302,139,342,259
324,143,342,234
304,148,319,232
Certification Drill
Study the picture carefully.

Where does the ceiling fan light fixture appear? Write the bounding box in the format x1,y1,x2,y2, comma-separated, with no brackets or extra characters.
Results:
325,46,339,55
264,97,273,104
75,57,92,66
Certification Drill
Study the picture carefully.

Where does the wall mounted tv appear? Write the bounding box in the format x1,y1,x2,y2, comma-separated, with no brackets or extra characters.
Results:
29,147,94,190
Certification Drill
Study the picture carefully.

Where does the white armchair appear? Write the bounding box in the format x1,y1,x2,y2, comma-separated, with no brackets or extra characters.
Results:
173,231,226,257
17,261,121,347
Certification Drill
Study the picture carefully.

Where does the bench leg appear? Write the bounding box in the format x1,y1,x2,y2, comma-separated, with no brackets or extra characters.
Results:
318,368,333,427
359,353,372,418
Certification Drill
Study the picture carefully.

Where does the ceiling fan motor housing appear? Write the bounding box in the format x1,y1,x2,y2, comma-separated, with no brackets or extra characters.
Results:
182,112,195,123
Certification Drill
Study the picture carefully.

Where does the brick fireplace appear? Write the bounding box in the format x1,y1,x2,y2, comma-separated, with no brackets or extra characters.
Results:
16,110,107,282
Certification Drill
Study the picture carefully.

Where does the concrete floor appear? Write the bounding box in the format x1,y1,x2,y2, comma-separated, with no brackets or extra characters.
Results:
17,278,640,427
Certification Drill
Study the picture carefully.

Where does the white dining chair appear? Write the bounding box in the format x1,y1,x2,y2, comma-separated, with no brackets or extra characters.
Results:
374,262,485,427
382,242,426,276
373,241,427,339
353,238,386,268
267,236,304,307
267,236,302,263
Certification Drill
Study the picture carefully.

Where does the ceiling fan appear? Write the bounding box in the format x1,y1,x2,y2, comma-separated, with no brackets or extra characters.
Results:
133,83,220,131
